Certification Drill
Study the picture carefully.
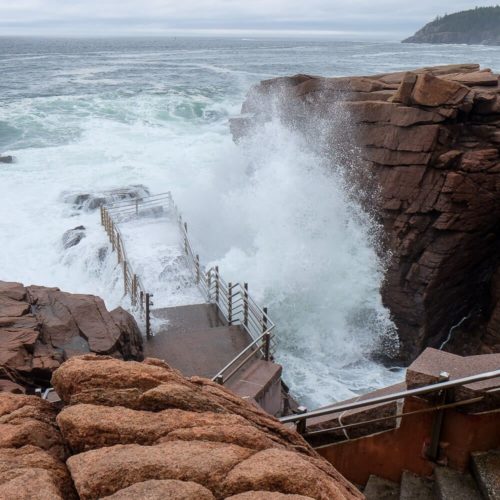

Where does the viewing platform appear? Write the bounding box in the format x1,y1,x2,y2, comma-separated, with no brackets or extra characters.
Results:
101,194,285,416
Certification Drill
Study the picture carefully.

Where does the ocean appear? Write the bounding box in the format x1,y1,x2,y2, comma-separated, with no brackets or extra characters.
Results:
1,37,499,407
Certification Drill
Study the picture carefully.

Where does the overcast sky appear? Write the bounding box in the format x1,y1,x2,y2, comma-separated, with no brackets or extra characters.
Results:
0,1,499,38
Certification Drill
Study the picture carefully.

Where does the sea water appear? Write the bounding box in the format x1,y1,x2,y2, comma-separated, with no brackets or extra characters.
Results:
1,37,499,406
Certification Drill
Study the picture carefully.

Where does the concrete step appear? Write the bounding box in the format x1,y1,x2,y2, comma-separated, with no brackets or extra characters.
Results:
400,471,436,500
434,466,481,500
144,325,252,378
152,303,226,333
363,475,400,500
471,450,500,500
227,359,283,416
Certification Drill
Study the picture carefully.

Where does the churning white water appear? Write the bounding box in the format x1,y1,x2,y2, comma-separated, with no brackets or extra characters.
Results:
1,38,499,406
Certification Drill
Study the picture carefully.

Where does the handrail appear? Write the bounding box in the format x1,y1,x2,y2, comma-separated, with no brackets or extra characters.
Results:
213,331,270,384
174,208,276,384
100,202,155,337
99,192,277,385
279,369,500,431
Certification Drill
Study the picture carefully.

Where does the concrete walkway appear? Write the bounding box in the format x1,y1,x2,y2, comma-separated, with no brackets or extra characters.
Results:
144,303,283,415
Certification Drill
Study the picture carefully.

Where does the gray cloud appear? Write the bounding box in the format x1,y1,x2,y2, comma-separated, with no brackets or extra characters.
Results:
0,0,498,37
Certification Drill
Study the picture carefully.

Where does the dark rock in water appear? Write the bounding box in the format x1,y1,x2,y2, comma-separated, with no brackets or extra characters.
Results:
0,155,14,164
98,246,108,262
62,185,150,212
0,280,144,391
62,226,86,249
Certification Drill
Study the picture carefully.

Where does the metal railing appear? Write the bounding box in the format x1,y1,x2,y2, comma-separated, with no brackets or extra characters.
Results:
176,210,276,385
99,192,276,385
100,197,166,338
279,369,500,451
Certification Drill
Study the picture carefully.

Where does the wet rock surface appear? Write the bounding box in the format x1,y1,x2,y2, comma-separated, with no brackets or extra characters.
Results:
62,226,86,249
0,281,143,390
234,64,500,362
61,185,150,212
48,355,361,499
0,155,14,164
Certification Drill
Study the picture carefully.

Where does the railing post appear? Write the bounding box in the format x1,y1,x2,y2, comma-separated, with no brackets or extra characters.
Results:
145,293,151,339
228,282,233,325
262,307,268,333
427,371,450,462
243,283,249,327
132,274,138,306
215,266,220,304
296,406,308,435
123,260,128,295
100,206,104,225
207,271,212,301
215,375,224,385
263,332,271,361
195,255,200,284
116,235,121,263
140,291,144,311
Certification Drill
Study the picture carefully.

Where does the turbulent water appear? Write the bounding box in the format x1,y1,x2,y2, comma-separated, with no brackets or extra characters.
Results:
1,37,499,406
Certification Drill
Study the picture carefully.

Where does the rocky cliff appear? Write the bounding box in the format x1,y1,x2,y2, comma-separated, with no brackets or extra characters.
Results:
403,7,500,46
0,355,362,499
0,281,143,391
231,64,500,362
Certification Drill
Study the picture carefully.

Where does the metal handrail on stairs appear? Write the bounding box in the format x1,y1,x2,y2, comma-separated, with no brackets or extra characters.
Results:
100,195,171,338
279,369,500,444
99,192,276,385
175,209,276,385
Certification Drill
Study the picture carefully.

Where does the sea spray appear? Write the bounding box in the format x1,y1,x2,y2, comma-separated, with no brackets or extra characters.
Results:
4,38,490,405
198,116,400,405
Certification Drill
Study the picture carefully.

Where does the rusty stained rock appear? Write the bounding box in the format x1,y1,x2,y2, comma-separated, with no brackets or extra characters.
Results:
56,403,281,453
51,355,314,456
51,355,362,500
0,393,66,460
0,445,75,499
100,479,215,499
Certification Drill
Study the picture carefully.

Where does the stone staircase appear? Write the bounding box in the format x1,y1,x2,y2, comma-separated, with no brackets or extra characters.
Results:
364,450,500,500
144,303,284,415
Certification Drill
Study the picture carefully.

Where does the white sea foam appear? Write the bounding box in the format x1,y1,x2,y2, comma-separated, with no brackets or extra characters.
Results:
4,38,497,406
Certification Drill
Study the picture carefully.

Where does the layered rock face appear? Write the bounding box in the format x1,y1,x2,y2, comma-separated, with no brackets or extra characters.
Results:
0,281,143,390
0,355,362,499
232,64,500,361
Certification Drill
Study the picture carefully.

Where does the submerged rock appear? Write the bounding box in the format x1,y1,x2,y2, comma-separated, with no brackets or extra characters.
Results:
62,226,86,249
0,155,14,164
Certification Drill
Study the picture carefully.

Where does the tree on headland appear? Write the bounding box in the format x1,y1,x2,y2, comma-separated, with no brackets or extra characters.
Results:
403,6,500,45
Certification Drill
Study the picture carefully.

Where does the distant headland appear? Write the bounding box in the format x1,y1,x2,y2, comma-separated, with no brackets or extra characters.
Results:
403,6,500,46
